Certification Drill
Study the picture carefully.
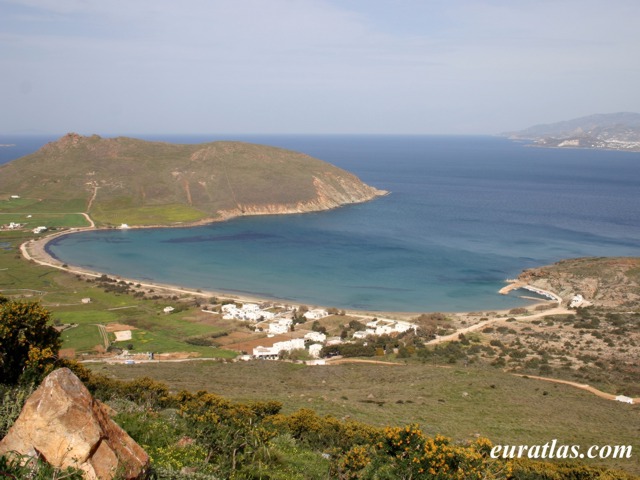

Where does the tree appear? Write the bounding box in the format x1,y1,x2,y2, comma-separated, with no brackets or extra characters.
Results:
0,298,61,384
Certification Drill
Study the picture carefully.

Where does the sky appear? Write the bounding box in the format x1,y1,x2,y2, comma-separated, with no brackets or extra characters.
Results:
1,0,640,135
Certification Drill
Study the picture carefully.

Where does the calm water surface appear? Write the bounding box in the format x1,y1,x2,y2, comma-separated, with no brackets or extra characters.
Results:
5,135,640,311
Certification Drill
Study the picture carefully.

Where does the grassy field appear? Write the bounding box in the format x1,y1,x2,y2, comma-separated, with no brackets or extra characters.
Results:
60,324,105,353
90,360,640,475
0,230,237,358
91,203,208,226
2,223,639,475
0,212,90,228
0,197,87,214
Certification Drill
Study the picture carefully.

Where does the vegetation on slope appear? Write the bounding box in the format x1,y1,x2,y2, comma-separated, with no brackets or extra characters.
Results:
519,257,640,308
2,216,639,477
0,133,385,226
1,356,636,479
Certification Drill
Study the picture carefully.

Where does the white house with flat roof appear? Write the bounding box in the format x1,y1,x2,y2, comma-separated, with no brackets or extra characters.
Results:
253,338,305,359
308,343,323,358
269,318,292,335
304,331,327,343
303,309,328,320
222,303,275,322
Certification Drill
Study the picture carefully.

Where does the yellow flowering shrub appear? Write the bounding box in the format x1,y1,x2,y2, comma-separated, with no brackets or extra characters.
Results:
0,299,60,384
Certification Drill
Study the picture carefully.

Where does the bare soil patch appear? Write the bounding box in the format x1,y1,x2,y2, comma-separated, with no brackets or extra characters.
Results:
104,323,138,332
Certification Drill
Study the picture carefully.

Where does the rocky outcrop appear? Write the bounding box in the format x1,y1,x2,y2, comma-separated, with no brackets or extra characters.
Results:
518,257,640,308
0,368,149,479
218,175,387,220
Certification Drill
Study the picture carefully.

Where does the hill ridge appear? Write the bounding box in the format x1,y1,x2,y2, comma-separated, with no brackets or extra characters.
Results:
502,112,640,151
0,133,387,226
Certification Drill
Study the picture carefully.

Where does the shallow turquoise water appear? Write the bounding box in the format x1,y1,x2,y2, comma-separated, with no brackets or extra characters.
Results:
40,135,640,312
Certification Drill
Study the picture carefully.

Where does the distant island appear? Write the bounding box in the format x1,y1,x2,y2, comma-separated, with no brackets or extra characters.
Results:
0,133,387,227
502,112,640,152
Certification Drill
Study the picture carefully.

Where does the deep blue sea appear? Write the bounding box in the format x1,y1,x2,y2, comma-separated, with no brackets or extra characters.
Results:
3,134,640,312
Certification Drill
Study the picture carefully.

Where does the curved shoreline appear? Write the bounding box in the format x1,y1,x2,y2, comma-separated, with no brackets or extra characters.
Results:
22,220,558,320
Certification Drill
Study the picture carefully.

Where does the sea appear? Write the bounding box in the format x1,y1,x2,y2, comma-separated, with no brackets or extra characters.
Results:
2,134,639,312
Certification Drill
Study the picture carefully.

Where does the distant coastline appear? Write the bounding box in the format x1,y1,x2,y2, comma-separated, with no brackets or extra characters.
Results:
9,135,640,313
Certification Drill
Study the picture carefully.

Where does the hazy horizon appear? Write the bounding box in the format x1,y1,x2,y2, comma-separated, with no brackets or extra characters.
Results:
2,1,639,135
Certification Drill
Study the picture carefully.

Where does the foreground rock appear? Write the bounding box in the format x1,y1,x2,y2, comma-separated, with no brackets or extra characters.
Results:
0,368,149,479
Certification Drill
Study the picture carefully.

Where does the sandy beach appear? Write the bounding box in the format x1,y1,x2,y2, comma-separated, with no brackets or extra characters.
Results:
20,227,280,308
20,224,565,324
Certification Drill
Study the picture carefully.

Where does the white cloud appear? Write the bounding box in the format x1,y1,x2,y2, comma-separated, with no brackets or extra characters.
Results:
1,0,639,133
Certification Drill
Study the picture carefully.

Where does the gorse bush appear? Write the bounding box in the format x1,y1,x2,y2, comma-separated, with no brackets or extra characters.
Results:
3,364,636,479
0,297,61,385
0,299,635,479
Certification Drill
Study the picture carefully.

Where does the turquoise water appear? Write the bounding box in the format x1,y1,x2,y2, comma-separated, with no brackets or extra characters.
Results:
14,135,640,312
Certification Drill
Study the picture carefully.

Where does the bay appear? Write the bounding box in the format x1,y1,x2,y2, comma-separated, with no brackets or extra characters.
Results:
6,134,640,312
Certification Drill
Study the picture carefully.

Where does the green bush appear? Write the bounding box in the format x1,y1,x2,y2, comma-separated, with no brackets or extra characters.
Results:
0,383,36,437
0,453,84,480
0,299,61,384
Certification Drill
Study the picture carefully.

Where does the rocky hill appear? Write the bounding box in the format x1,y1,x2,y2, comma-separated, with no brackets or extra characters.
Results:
503,112,640,151
518,257,640,308
0,134,387,226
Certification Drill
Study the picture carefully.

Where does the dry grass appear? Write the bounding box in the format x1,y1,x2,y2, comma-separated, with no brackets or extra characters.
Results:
89,360,640,474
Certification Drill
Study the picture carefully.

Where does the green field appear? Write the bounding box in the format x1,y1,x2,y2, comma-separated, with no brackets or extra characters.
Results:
90,360,640,475
91,203,208,226
0,198,87,214
0,233,237,358
0,212,90,228
61,324,105,353
2,225,640,476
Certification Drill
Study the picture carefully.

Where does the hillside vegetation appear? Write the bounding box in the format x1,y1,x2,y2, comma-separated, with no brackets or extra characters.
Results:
0,134,386,226
519,257,640,309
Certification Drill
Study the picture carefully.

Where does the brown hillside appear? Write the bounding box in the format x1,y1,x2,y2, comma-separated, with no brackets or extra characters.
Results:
518,257,640,308
0,134,387,225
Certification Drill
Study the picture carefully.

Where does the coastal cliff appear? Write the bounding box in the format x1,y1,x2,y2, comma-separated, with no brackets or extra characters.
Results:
517,257,640,308
0,134,387,226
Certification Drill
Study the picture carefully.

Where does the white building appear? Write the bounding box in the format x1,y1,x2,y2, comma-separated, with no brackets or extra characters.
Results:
352,330,373,340
253,338,305,359
163,306,175,314
269,318,293,335
304,331,327,343
303,308,329,320
615,395,634,405
222,303,276,322
308,343,323,358
570,294,585,308
32,226,47,234
365,319,417,336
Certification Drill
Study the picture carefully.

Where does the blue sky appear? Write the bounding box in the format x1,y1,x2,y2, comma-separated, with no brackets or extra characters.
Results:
1,0,639,135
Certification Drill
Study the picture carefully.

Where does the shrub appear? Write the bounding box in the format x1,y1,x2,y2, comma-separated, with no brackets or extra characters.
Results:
0,299,61,384
0,383,36,437
509,307,528,315
0,453,84,480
